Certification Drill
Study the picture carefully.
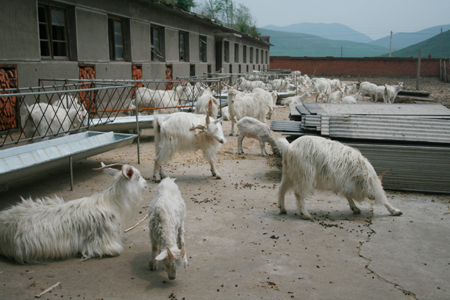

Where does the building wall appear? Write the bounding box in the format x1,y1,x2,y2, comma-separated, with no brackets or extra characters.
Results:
270,56,449,77
0,0,270,87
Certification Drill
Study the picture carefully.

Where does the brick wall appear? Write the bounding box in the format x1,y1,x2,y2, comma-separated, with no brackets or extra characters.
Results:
270,56,450,77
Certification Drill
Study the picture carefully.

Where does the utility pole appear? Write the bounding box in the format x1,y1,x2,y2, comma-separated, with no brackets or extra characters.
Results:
439,28,443,58
389,31,393,57
341,46,343,57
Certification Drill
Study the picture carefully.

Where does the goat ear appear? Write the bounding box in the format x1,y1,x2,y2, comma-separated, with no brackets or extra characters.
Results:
181,243,185,258
122,165,134,180
166,246,175,260
155,250,167,261
214,117,223,124
190,125,205,131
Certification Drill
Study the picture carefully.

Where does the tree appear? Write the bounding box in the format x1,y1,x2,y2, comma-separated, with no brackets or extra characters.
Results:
176,0,197,11
196,0,260,37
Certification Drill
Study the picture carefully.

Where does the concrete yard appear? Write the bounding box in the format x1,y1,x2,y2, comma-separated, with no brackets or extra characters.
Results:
0,102,450,300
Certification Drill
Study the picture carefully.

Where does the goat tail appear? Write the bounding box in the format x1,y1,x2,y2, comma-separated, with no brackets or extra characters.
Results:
276,138,290,156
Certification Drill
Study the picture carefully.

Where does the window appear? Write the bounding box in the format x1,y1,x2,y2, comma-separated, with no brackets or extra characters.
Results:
108,18,125,60
38,5,69,58
199,35,207,62
224,41,230,63
261,49,264,64
234,43,239,63
265,51,268,64
243,45,247,63
250,47,253,64
190,64,195,77
179,31,189,62
151,26,164,61
256,48,259,64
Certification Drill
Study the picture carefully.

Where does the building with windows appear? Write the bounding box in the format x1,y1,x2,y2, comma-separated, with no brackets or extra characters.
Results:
0,0,271,88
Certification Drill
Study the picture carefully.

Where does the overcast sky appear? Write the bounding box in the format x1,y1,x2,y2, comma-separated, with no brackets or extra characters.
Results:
234,0,450,40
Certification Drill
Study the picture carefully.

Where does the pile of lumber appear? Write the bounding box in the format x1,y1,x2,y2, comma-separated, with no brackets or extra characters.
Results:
271,103,450,194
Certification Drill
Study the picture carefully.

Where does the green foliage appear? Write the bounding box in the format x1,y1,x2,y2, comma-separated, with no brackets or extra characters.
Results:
197,0,261,38
151,0,197,11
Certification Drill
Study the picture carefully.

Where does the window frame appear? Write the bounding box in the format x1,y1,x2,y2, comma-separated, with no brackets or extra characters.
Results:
151,25,165,62
38,4,69,60
179,31,189,62
199,35,207,62
108,17,125,61
224,41,230,63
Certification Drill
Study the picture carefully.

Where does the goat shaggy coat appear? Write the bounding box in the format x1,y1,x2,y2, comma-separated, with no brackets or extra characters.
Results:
148,177,187,280
277,136,402,219
0,164,147,264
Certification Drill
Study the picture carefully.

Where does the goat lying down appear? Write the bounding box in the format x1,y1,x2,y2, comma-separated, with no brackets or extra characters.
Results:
148,177,187,280
0,163,147,263
277,136,402,219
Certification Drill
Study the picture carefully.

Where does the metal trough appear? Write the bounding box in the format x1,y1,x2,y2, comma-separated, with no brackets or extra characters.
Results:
0,131,137,190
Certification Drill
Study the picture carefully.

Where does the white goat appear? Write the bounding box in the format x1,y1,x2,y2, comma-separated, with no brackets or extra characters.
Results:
195,86,219,118
148,177,187,280
0,163,147,264
153,102,225,182
221,106,231,121
270,78,291,92
277,136,403,219
328,89,344,103
359,81,378,101
342,92,362,104
24,102,86,138
134,86,188,115
282,93,309,106
384,82,404,104
237,116,279,156
311,78,332,102
236,77,265,91
252,88,276,120
226,88,268,136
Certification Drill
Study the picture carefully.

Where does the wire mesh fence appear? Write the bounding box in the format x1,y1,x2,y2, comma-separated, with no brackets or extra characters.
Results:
0,82,135,147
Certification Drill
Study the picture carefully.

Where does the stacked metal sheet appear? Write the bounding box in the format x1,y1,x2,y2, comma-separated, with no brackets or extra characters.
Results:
271,102,450,194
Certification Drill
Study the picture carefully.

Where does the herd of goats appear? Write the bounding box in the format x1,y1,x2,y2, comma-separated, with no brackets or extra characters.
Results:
0,71,403,281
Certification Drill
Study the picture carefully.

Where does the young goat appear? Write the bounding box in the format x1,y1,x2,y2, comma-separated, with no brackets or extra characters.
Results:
0,163,147,264
153,100,225,182
277,136,402,219
148,177,187,280
237,116,279,156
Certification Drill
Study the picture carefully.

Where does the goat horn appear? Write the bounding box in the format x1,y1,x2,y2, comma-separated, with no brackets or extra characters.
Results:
166,246,175,260
379,171,389,183
93,163,124,171
181,242,185,258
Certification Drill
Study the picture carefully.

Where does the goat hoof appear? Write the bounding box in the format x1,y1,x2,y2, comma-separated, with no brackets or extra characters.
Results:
351,207,361,214
391,209,403,216
229,133,234,136
279,209,287,214
215,174,222,180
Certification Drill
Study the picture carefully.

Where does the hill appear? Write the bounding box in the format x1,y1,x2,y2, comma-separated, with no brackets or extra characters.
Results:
259,28,389,57
262,23,373,44
380,29,450,58
370,24,450,50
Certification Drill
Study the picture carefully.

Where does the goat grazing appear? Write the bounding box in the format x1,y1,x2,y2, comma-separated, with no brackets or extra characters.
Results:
148,177,187,280
237,116,279,156
277,136,403,219
0,163,147,264
153,101,225,182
